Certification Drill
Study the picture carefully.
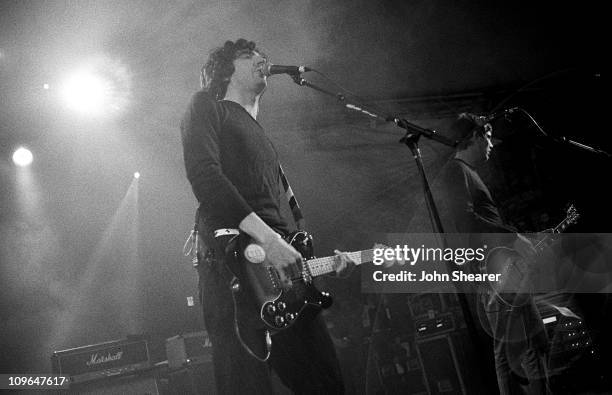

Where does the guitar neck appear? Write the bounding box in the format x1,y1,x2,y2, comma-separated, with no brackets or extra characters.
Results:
306,249,375,277
553,216,574,234
535,209,578,249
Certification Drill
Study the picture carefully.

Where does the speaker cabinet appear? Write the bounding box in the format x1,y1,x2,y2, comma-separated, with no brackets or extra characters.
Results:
416,334,466,395
67,374,160,394
165,361,216,395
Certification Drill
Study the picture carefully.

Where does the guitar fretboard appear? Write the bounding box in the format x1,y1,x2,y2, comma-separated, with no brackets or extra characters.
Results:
553,217,574,233
306,249,375,277
534,206,578,250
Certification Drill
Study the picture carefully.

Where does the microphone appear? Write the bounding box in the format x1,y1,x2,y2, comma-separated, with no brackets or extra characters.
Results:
263,63,311,76
480,107,519,123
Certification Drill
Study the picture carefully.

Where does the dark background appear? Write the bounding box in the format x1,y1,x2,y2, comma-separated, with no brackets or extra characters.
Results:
0,0,608,392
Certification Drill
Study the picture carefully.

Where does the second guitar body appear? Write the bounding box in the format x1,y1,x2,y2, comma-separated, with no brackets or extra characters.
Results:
481,204,579,307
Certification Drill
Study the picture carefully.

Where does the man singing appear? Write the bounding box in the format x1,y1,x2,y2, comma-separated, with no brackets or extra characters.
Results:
180,39,346,394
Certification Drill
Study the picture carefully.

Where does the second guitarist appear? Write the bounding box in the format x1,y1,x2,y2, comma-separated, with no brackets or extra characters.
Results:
439,113,550,395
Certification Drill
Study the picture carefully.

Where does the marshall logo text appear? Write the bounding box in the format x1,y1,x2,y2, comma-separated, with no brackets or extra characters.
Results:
86,351,124,367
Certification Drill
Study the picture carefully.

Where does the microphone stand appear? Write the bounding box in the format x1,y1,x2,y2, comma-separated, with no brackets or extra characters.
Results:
515,108,611,158
553,137,611,157
292,73,495,390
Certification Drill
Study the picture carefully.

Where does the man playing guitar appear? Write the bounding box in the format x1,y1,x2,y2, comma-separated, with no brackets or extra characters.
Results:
439,113,550,395
180,38,352,394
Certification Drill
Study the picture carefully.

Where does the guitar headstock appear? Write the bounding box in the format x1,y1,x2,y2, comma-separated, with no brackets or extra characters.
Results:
565,204,580,226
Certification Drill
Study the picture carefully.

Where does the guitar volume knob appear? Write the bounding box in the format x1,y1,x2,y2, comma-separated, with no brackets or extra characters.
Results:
285,313,296,321
274,316,285,327
277,302,286,311
265,304,276,315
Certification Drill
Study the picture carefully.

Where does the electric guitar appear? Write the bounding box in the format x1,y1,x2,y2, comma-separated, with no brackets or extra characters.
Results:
224,230,379,360
482,205,579,307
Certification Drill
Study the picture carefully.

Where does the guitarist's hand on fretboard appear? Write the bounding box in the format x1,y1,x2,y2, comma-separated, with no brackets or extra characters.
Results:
332,249,356,278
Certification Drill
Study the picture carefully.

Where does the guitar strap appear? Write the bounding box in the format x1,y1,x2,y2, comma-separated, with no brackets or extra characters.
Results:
279,164,305,230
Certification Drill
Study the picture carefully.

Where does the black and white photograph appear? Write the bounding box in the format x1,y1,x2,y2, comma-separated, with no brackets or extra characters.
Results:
0,1,609,394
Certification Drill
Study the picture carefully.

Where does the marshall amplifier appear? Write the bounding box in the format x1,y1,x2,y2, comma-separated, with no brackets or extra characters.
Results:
64,374,160,395
51,337,151,384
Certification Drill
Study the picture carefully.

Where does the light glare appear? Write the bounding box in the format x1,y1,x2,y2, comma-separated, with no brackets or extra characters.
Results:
60,70,110,115
58,56,132,118
12,147,33,167
134,172,140,179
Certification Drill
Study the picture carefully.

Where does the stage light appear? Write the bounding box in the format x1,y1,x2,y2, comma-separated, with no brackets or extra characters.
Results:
12,147,33,167
60,70,110,115
134,172,140,179
59,56,131,117
43,83,50,90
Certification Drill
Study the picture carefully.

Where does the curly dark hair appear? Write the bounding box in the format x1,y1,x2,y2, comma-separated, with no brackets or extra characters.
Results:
200,38,264,100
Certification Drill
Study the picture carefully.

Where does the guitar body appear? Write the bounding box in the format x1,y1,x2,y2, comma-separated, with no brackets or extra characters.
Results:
227,230,332,360
482,204,579,308
483,247,532,307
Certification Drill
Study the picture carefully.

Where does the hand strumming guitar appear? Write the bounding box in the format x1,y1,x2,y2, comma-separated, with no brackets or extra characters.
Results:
239,212,302,289
262,235,302,288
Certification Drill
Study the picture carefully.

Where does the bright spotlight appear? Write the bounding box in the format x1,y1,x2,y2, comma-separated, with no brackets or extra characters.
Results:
59,56,131,117
133,172,140,179
43,83,50,90
12,147,33,167
60,70,110,115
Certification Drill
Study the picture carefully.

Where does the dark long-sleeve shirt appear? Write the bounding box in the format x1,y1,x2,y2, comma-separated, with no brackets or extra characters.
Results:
440,158,515,234
180,90,290,235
